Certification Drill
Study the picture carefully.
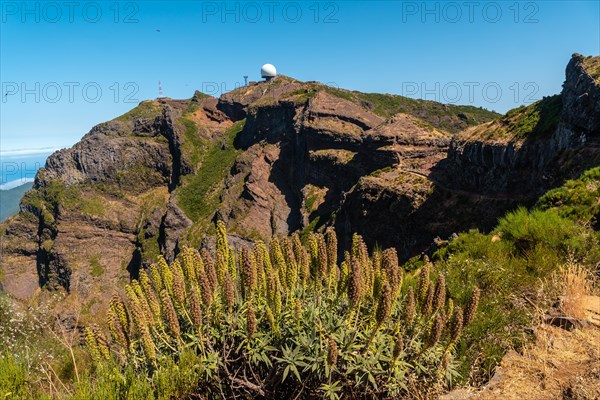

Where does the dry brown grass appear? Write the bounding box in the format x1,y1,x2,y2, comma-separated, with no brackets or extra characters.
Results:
442,323,600,400
555,260,594,320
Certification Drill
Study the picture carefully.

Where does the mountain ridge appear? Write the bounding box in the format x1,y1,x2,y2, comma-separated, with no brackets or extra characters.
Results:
0,54,598,322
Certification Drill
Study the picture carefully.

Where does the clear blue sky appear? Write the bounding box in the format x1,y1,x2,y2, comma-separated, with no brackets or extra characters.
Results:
1,0,599,152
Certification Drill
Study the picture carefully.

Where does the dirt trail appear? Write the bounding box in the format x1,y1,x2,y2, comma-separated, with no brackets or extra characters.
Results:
399,169,532,202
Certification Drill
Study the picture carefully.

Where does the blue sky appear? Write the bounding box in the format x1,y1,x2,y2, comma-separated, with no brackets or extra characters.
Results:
1,0,599,153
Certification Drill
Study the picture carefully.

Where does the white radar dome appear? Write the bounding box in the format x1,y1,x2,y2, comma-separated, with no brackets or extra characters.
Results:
261,64,277,78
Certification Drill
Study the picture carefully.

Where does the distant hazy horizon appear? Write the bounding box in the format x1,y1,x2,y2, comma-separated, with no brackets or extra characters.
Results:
0,152,51,189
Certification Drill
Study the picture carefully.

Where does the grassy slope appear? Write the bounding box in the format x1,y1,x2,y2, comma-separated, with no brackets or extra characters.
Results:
177,119,246,245
459,95,562,142
282,81,501,133
582,54,600,83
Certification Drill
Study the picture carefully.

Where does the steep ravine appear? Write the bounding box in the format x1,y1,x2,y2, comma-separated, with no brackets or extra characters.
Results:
1,54,598,321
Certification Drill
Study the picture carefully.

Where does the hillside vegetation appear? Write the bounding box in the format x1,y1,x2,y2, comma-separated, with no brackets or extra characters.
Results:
2,167,598,399
458,95,563,142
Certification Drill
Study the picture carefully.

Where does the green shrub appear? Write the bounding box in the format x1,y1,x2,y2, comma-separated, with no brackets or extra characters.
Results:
537,167,600,226
496,207,586,257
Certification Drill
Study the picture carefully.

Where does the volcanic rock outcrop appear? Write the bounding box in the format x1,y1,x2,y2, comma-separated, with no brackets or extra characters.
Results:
1,54,598,320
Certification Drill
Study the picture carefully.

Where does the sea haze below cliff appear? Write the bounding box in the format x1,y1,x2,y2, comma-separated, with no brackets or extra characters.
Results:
0,182,34,221
0,150,53,220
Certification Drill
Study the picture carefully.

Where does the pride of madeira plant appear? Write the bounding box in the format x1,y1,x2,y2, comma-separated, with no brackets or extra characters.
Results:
85,222,479,399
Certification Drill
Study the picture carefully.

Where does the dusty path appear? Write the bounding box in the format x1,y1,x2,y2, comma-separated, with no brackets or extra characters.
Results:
399,168,532,202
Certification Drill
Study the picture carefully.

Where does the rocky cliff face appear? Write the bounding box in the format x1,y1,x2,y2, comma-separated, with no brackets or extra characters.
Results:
335,54,600,257
441,54,599,194
1,54,597,320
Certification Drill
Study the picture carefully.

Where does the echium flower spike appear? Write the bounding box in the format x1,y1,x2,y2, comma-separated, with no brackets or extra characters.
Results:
282,237,298,291
125,285,146,331
246,302,257,340
140,329,156,361
160,289,180,338
351,233,361,259
207,258,219,295
171,260,186,306
373,250,382,271
265,260,275,306
429,313,444,346
308,233,319,278
258,241,272,272
149,263,164,293
446,298,455,322
327,337,338,368
291,233,304,266
107,305,128,349
125,286,156,360
282,237,297,269
376,283,393,326
92,325,110,361
393,333,404,360
273,273,283,317
423,282,434,315
84,327,103,363
132,280,154,325
404,287,416,325
271,238,288,291
418,261,431,303
181,247,194,283
293,298,302,325
111,294,129,333
192,250,205,285
198,269,213,307
144,284,162,327
200,248,213,282
215,250,227,288
216,220,229,264
241,246,257,299
338,261,349,294
297,246,310,289
158,256,173,295
317,234,328,282
265,305,278,334
223,270,236,312
433,273,446,312
253,241,266,294
464,287,480,326
450,306,464,344
348,258,363,309
140,269,161,323
355,238,371,294
189,286,203,330
139,269,151,292
325,227,338,272
382,248,400,299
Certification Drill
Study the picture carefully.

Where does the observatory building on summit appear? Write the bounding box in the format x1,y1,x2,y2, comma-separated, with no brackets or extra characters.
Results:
261,64,277,81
